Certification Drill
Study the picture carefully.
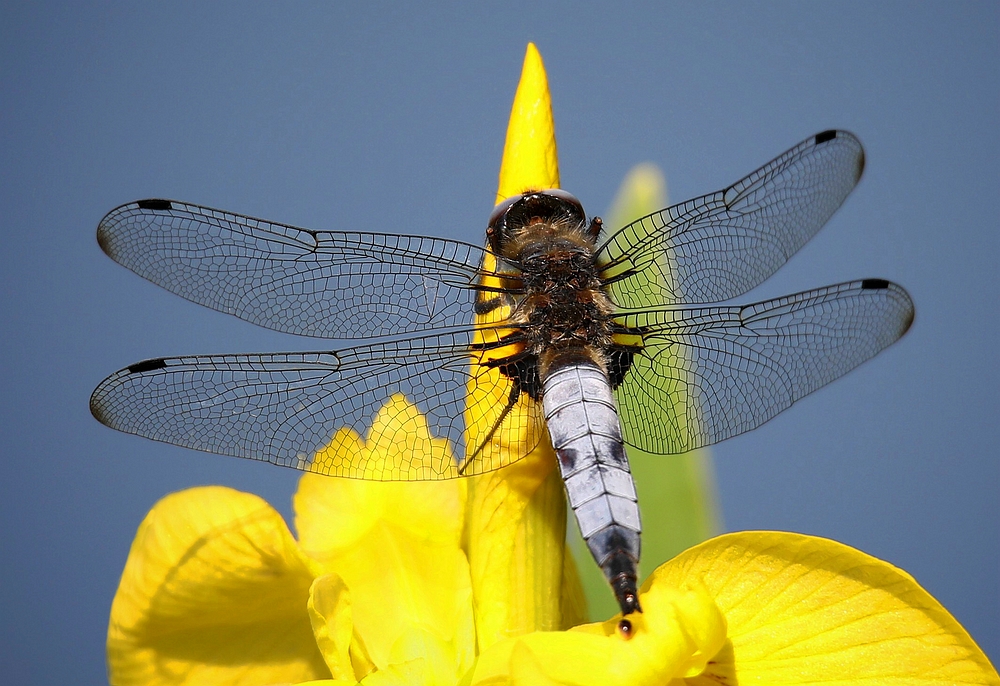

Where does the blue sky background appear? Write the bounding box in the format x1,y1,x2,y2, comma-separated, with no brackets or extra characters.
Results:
2,2,997,682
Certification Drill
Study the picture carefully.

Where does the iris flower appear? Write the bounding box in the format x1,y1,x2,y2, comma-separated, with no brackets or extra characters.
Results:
107,44,997,686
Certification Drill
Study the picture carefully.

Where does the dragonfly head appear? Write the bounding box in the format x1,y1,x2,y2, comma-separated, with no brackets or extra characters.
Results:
487,189,587,255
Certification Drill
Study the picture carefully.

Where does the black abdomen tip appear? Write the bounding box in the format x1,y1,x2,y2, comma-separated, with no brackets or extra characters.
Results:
610,571,642,616
137,199,173,211
128,358,168,374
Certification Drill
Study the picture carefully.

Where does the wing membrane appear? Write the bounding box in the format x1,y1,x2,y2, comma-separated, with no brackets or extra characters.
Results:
598,131,865,308
612,280,913,454
97,200,488,339
90,330,544,479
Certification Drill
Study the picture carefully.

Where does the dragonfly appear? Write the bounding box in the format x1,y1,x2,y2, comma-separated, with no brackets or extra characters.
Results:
91,130,914,622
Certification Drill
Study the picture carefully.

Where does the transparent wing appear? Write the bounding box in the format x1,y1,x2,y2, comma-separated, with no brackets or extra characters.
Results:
612,279,914,454
598,130,866,308
89,329,545,480
96,199,489,339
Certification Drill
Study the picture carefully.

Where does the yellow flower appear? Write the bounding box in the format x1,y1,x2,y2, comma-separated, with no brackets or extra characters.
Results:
107,43,997,686
107,435,997,685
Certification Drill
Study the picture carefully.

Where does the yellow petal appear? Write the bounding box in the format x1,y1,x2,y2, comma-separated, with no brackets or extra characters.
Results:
558,543,589,631
308,573,375,682
359,661,439,686
382,626,465,686
506,642,563,686
297,396,466,555
465,454,575,649
312,393,460,480
309,571,466,686
294,403,475,678
650,531,999,685
469,582,725,685
108,486,328,686
496,42,559,202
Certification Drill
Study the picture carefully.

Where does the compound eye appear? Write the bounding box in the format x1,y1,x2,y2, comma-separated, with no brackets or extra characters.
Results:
488,194,523,232
540,188,584,218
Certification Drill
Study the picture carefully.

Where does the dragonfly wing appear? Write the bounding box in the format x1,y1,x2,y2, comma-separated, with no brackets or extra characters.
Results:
97,200,488,339
612,279,914,454
90,330,544,479
598,131,866,308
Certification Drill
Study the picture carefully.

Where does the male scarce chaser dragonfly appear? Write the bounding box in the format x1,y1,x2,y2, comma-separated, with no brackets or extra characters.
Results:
91,130,914,619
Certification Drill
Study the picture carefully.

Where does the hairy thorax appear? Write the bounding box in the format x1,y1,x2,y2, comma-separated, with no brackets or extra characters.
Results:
505,219,616,379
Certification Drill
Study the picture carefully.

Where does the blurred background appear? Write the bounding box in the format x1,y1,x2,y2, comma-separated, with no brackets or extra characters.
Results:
1,3,996,681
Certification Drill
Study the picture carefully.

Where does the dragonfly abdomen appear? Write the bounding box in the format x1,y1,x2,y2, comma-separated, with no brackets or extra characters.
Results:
541,357,642,615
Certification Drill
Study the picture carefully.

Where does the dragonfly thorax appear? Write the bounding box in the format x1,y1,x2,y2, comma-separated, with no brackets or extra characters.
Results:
516,237,616,382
